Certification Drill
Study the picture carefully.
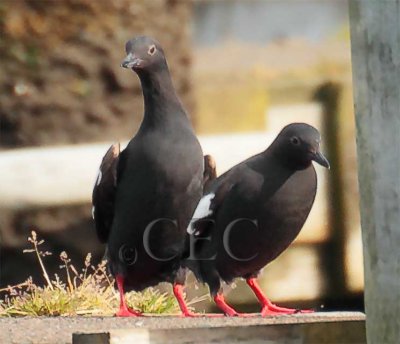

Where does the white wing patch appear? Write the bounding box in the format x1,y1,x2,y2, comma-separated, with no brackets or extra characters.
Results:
91,206,95,219
95,170,102,186
187,193,215,234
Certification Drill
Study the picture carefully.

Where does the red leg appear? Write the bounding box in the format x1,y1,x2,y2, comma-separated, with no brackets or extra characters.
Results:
213,293,239,316
172,284,224,318
115,275,142,317
213,292,257,317
173,283,198,317
246,278,314,316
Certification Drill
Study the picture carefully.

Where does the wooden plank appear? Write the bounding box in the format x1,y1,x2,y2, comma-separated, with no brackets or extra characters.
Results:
349,1,400,343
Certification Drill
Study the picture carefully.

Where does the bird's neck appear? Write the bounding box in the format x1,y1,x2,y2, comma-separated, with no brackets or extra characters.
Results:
138,66,188,128
269,148,312,171
250,153,294,177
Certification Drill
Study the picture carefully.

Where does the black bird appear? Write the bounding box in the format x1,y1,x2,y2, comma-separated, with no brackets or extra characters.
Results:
92,36,208,317
185,123,330,316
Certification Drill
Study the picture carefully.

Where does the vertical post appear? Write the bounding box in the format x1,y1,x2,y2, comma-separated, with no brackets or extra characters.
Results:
349,1,400,343
314,83,347,301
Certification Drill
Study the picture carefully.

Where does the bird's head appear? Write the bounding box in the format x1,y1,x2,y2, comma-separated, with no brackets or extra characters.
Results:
121,36,166,72
273,123,330,170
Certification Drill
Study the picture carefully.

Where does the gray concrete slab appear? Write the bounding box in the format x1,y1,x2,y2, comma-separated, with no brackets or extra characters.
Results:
0,312,365,344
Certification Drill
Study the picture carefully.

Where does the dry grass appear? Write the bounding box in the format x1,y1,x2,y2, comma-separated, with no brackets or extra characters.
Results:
0,231,202,317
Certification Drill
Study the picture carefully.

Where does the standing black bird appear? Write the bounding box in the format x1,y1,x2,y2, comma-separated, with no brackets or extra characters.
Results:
92,36,207,317
185,123,330,316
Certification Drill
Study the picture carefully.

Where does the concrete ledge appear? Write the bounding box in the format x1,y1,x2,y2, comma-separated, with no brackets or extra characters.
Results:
73,322,365,344
1,312,365,344
75,312,365,344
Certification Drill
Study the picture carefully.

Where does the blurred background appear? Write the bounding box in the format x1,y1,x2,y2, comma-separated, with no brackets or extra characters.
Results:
0,0,362,312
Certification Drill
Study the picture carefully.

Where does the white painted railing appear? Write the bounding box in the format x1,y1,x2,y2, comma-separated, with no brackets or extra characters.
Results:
0,133,277,209
0,103,323,210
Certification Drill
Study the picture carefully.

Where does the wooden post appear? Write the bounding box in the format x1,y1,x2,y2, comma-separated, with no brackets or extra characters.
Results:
349,1,400,343
314,82,348,300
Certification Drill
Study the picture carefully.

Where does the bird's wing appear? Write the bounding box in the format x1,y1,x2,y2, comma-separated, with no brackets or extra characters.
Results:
92,143,121,243
187,169,238,236
203,154,217,191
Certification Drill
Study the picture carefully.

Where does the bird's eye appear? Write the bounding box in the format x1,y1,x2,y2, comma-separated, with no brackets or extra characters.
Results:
148,44,156,56
290,136,300,145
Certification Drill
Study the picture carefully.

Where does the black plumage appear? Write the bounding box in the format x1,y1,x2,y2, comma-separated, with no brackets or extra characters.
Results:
92,143,120,244
92,36,208,316
185,123,330,316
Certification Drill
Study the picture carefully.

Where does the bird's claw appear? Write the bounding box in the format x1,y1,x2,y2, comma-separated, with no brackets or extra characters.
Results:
261,305,314,316
115,307,142,317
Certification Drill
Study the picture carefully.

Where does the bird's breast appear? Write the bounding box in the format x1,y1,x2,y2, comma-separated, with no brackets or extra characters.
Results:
254,166,317,253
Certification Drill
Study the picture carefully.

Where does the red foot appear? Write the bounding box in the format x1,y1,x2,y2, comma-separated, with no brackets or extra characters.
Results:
261,305,314,317
116,306,142,317
179,311,208,317
173,283,198,317
172,284,227,317
173,313,225,318
213,293,254,317
261,304,314,316
246,277,314,316
236,313,258,318
115,275,142,317
213,293,238,316
202,313,225,318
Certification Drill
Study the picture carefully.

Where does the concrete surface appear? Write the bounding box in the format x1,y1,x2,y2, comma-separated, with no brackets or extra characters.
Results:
1,312,365,344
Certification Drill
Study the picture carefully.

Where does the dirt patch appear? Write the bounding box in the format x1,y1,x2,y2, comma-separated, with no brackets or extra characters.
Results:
0,0,193,148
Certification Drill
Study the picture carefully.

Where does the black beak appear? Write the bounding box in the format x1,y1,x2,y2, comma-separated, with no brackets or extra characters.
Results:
312,151,330,169
121,53,142,69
